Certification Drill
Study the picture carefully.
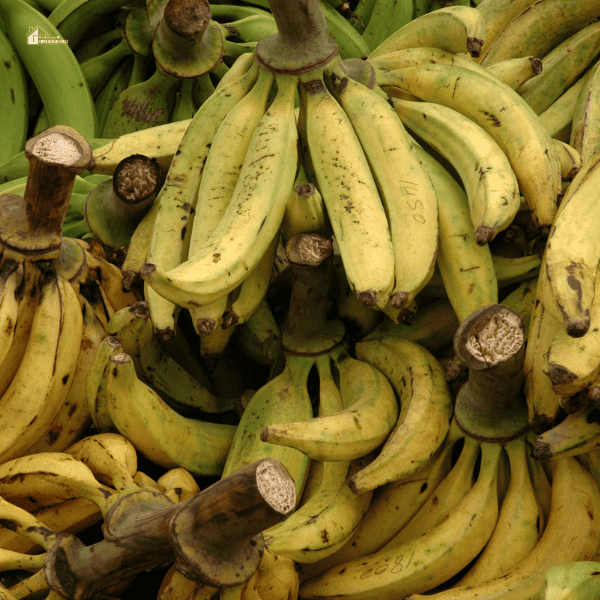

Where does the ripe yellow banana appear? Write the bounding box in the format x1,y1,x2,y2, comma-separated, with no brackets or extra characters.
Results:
485,56,543,90
405,456,600,600
255,548,299,600
105,352,237,476
156,467,200,503
368,5,486,59
415,146,498,323
350,336,453,493
553,139,582,181
329,61,439,310
391,97,520,245
261,346,398,462
299,68,395,310
220,354,314,501
527,446,553,524
570,62,600,166
142,72,299,310
299,442,502,600
379,63,561,231
0,273,82,464
544,151,600,337
457,435,544,586
480,0,600,66
0,262,21,367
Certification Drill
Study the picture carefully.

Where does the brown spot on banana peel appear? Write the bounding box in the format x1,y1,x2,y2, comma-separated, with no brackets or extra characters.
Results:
474,225,493,246
546,363,577,387
467,37,483,58
530,57,543,74
357,290,378,307
530,412,556,435
532,441,551,461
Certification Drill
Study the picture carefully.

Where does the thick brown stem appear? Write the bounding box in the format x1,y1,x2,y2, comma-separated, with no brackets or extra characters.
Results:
453,304,529,443
255,0,338,74
0,126,93,260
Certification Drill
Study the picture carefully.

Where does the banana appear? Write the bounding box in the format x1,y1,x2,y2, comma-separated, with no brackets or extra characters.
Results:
475,0,538,62
540,560,600,600
480,0,600,67
156,467,200,503
538,68,595,141
570,62,600,165
329,62,439,311
171,78,196,122
349,336,453,493
105,352,237,476
80,37,133,98
143,61,260,338
546,265,600,396
527,444,553,525
0,0,96,139
392,97,520,244
554,139,582,181
0,452,112,515
261,345,398,462
415,146,498,323
534,402,600,461
368,5,486,59
221,354,314,500
380,436,482,550
457,435,544,586
0,262,21,367
485,55,543,90
296,433,460,581
187,66,275,335
0,273,82,464
91,119,192,175
158,563,219,600
544,151,600,337
379,63,561,231
22,295,105,454
142,72,299,310
0,28,27,165
360,0,413,53
299,442,502,600
255,548,299,600
299,67,395,310
405,456,600,600
518,21,600,115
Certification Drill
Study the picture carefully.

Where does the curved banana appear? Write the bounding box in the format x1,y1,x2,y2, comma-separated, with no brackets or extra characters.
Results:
156,467,200,503
329,62,439,310
480,0,600,66
0,274,82,464
0,262,21,367
518,21,600,115
360,0,412,53
105,352,237,476
299,442,502,600
368,5,486,59
0,28,27,164
553,139,582,181
143,61,259,338
405,456,600,600
299,68,395,310
350,336,453,493
0,452,112,515
544,152,600,337
541,560,600,600
221,354,314,500
64,432,138,493
142,73,299,310
571,62,600,165
527,446,553,524
416,146,498,323
378,63,561,231
392,97,520,245
379,436,481,550
255,548,299,600
457,435,544,586
261,346,398,462
534,402,600,461
486,56,543,90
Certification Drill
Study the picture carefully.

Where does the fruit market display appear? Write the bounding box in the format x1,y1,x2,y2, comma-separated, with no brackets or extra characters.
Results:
4,0,600,598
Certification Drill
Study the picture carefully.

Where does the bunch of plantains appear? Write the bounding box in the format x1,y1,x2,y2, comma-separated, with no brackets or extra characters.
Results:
3,0,600,599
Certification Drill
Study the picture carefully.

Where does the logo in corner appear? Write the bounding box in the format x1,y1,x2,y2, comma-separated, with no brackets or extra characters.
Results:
27,26,68,44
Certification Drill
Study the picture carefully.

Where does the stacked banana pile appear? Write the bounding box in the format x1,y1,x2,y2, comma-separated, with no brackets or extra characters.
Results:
3,0,600,599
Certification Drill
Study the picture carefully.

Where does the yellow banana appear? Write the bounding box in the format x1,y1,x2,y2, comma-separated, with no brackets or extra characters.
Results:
255,548,299,600
553,139,582,181
156,467,200,503
299,67,395,310
299,442,502,600
142,73,299,310
391,97,520,244
350,336,453,493
571,62,600,166
0,262,20,367
486,56,543,90
378,63,561,231
328,61,439,310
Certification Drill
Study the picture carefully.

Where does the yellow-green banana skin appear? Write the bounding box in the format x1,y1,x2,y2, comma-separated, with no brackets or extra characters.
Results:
540,561,600,600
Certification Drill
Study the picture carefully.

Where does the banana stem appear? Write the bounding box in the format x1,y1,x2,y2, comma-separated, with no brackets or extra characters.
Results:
453,304,529,442
281,233,345,355
0,126,93,261
255,0,338,74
